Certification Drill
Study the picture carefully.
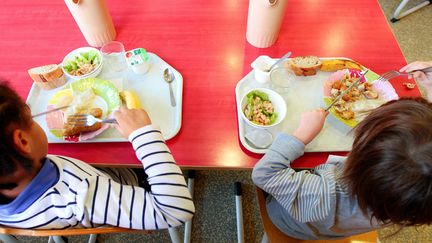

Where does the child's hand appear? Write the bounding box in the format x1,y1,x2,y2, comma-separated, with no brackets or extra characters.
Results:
400,61,432,90
114,106,152,138
292,108,328,145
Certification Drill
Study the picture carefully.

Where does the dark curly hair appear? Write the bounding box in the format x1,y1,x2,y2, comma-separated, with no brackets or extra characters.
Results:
343,97,432,226
0,81,33,176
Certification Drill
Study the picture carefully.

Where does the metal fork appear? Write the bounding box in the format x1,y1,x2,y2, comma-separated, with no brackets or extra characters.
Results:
67,114,117,126
377,66,432,82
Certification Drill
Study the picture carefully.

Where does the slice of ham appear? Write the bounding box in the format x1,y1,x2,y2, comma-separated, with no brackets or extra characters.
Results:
45,105,64,129
79,124,110,141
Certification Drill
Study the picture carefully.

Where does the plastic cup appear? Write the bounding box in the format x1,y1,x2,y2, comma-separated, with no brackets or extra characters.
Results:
270,67,294,94
100,41,129,88
100,41,129,76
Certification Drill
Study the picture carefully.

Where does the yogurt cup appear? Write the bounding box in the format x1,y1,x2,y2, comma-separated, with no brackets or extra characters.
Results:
251,55,276,83
125,48,150,74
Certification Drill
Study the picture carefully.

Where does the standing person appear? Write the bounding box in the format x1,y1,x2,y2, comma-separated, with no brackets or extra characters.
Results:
252,98,432,240
0,81,194,230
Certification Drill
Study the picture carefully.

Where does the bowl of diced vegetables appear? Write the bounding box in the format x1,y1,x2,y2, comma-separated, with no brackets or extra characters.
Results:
61,47,103,80
240,88,287,129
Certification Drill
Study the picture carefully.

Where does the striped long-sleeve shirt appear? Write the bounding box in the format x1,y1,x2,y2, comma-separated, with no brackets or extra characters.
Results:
0,125,194,230
252,133,381,240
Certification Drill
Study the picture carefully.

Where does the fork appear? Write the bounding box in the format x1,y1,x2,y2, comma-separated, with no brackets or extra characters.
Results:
377,66,432,82
67,114,117,126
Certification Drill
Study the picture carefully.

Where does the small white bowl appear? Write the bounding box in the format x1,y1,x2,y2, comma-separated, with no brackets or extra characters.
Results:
240,88,287,129
61,47,103,80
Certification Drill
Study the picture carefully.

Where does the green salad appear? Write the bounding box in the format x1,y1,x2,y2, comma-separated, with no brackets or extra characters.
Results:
63,50,100,76
243,90,277,126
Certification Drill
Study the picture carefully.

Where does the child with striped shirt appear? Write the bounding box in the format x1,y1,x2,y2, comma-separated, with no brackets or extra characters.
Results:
0,81,194,230
253,63,432,240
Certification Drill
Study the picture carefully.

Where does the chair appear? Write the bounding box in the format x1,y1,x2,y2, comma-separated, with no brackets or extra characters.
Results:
255,187,378,243
0,225,150,243
390,0,431,22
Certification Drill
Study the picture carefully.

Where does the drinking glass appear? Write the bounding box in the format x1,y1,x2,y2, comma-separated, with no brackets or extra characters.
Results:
270,67,294,94
100,41,129,89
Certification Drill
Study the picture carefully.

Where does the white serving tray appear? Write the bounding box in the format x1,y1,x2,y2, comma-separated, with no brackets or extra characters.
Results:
26,52,182,143
235,57,355,154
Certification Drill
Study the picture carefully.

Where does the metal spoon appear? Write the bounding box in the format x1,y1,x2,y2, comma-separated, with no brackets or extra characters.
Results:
264,51,292,72
163,68,176,107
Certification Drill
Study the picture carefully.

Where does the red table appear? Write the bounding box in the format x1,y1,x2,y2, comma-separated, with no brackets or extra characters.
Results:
0,0,420,169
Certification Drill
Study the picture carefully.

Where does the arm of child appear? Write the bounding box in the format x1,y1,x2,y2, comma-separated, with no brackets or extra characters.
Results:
292,108,328,145
400,61,432,102
75,107,194,230
252,108,333,222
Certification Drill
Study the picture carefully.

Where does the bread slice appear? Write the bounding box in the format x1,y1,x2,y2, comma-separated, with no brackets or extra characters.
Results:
28,64,67,90
286,56,322,76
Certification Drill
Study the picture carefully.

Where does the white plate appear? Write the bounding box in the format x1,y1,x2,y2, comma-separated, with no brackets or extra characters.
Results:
236,57,361,154
26,52,182,143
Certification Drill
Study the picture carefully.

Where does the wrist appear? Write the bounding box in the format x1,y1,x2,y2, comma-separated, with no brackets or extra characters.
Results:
128,124,160,142
292,129,309,145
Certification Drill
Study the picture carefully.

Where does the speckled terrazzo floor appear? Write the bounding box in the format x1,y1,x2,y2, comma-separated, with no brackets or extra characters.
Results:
5,1,432,243
377,0,432,63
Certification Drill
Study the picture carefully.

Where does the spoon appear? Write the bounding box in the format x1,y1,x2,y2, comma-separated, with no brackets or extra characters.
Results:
264,51,292,72
163,68,176,107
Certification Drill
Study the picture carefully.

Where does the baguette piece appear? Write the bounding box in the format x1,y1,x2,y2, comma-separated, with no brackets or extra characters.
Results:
28,64,67,90
286,56,322,76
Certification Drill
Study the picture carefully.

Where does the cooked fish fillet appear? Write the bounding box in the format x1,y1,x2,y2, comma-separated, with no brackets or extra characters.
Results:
63,108,103,137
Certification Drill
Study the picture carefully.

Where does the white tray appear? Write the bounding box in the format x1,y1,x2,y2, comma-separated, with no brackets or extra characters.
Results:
235,57,355,154
26,52,182,143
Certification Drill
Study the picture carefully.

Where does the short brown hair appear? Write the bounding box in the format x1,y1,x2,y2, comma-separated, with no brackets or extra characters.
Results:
0,81,33,176
343,97,432,226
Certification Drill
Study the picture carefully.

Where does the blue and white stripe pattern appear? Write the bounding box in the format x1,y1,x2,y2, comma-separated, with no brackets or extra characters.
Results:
0,125,194,230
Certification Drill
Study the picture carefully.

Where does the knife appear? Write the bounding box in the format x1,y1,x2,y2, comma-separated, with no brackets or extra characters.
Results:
31,105,70,118
325,69,369,112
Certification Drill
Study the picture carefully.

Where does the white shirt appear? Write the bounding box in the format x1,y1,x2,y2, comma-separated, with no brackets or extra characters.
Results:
0,125,194,230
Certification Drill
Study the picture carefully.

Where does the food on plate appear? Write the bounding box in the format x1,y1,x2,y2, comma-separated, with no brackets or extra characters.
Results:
320,59,365,72
243,90,277,126
403,82,416,89
46,78,121,141
66,89,98,115
28,64,67,90
63,108,103,136
286,56,322,76
330,73,381,120
120,90,141,109
63,50,100,76
58,89,106,137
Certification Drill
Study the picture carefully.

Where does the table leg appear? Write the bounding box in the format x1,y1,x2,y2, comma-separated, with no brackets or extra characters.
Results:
184,170,195,243
235,182,244,243
168,227,182,243
0,234,19,243
391,0,431,22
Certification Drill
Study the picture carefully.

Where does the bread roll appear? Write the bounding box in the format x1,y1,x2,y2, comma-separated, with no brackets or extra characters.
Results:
28,64,67,90
286,56,322,76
